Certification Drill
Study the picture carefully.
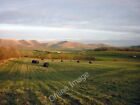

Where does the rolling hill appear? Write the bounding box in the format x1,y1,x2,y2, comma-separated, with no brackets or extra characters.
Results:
0,38,109,50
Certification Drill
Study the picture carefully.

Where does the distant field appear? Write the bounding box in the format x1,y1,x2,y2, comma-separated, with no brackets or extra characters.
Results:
20,50,140,61
0,51,140,105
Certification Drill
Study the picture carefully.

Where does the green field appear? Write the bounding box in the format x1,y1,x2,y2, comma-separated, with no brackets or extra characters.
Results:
0,51,140,105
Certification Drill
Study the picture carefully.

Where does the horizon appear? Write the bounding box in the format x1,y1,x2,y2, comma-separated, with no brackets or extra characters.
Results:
0,37,140,47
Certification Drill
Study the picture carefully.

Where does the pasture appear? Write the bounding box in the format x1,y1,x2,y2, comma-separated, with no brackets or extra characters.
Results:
0,51,140,105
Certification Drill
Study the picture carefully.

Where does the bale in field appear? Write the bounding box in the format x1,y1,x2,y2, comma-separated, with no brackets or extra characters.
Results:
77,60,80,63
24,55,28,57
89,61,92,64
32,60,39,64
113,59,117,61
32,60,36,63
43,62,49,67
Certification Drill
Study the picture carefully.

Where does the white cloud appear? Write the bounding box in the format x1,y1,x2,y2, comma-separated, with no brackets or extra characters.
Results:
0,23,129,35
0,23,138,41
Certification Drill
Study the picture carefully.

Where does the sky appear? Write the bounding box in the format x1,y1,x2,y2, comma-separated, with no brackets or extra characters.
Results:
0,0,140,45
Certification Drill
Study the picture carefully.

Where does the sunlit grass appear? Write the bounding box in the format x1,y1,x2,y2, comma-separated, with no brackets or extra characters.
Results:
0,52,140,105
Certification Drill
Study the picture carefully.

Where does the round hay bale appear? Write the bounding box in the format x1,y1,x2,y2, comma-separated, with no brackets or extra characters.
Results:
113,59,117,61
32,60,36,63
89,61,92,64
77,60,80,63
32,60,39,64
43,62,49,67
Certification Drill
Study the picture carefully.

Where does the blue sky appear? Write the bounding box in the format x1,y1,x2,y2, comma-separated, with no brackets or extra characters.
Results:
0,0,140,44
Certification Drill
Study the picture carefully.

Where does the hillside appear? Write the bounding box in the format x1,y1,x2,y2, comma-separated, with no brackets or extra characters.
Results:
0,39,42,49
0,38,109,50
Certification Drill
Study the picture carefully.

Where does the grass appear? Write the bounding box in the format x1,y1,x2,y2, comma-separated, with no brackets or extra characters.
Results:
0,51,140,105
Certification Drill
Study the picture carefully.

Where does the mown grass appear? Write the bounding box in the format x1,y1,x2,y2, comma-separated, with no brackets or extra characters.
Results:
0,51,140,105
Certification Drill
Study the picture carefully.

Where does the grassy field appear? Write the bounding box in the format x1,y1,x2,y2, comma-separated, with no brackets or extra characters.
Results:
0,51,140,105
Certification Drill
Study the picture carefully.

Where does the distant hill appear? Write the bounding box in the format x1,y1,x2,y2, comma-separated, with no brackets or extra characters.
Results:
0,38,110,50
0,39,42,49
